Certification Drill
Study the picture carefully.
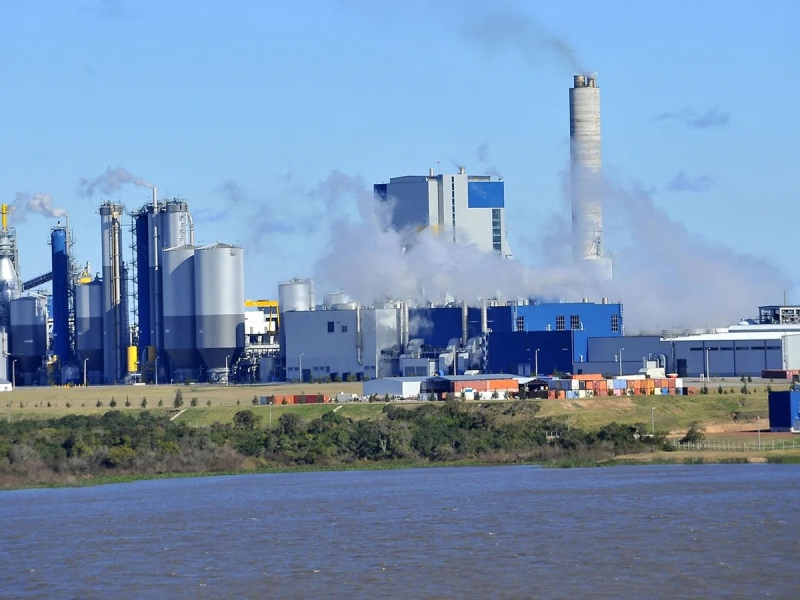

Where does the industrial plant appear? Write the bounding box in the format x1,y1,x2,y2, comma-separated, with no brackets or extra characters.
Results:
0,190,246,387
3,74,800,389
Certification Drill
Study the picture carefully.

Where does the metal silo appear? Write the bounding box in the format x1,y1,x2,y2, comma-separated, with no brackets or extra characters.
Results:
50,227,72,362
75,280,104,385
162,244,200,381
194,243,244,382
9,295,47,385
278,278,315,312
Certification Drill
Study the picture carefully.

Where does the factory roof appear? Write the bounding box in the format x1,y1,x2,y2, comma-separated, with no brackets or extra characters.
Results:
668,331,800,342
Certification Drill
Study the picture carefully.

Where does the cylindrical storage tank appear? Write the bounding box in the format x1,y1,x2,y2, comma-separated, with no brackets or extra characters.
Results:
278,278,314,312
160,201,191,249
75,280,104,384
324,291,347,309
162,244,201,380
194,243,244,381
9,296,48,382
50,227,71,362
127,346,138,374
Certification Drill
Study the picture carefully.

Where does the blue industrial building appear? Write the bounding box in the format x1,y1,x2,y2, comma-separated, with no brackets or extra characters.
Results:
405,300,623,376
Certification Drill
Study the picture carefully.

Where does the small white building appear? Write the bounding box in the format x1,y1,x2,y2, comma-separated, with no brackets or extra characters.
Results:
363,377,427,399
0,378,12,392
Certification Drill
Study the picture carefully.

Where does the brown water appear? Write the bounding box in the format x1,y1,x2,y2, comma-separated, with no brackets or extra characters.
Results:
1,464,797,598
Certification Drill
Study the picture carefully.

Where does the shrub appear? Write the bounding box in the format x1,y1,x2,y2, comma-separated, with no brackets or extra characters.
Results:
281,398,288,405
96,400,103,407
109,398,116,408
740,385,748,395
174,390,184,408
680,423,706,444
747,375,753,383
700,385,709,395
717,385,723,395
47,401,52,408
236,399,241,406
252,395,259,406
140,398,147,408
158,399,163,407
190,398,198,407
125,399,131,407
206,400,212,407
65,402,71,408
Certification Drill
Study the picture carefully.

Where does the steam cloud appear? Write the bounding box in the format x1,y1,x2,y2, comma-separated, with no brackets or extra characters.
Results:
665,171,715,193
598,180,789,329
653,106,730,129
79,166,153,198
462,4,584,72
311,171,600,306
9,192,68,222
294,169,790,331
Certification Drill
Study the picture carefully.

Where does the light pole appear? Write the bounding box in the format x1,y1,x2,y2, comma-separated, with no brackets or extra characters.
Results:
83,358,89,387
651,407,655,436
299,352,304,383
535,348,540,377
705,347,710,380
757,415,761,449
12,359,17,388
155,356,159,386
225,355,231,386
619,348,624,377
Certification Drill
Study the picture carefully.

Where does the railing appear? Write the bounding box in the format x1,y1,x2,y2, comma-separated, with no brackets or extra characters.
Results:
672,439,799,452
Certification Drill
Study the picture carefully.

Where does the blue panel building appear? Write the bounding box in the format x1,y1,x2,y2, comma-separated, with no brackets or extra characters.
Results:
768,390,800,432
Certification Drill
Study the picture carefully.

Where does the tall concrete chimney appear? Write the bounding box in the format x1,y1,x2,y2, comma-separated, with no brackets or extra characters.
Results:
570,74,611,277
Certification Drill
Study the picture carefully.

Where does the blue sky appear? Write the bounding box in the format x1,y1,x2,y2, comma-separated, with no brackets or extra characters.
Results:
1,0,798,326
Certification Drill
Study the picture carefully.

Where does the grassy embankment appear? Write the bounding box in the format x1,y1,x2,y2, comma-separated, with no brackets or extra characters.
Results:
4,380,799,468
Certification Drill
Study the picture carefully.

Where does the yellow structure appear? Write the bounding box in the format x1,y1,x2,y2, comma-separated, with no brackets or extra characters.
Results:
127,346,138,374
1,203,7,231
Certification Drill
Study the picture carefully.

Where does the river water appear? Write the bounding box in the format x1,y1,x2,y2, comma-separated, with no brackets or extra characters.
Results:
1,464,797,598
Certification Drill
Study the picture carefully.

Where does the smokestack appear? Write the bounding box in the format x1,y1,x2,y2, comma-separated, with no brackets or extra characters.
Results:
570,74,611,277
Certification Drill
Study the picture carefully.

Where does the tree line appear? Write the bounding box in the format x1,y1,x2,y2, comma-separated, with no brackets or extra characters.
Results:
0,401,670,487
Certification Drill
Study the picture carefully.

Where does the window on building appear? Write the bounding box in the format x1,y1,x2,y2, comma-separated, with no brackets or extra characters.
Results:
341,325,348,333
492,208,502,253
327,321,334,333
611,314,619,333
515,316,525,332
570,315,581,330
556,315,565,330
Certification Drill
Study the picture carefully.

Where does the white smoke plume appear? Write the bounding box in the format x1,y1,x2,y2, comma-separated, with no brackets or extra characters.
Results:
9,192,68,222
79,166,153,198
311,171,600,305
597,180,790,330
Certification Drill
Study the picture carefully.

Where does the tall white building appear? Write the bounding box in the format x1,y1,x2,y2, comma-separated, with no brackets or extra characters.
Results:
374,168,509,257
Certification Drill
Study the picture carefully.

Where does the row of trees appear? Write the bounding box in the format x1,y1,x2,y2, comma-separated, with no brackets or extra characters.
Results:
0,401,671,487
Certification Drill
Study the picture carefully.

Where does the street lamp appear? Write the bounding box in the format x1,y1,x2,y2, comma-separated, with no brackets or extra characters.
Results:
154,356,159,386
651,407,655,436
757,415,761,449
225,355,231,386
83,358,89,387
299,352,304,383
705,347,710,380
12,359,17,388
619,348,624,377
535,348,540,377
